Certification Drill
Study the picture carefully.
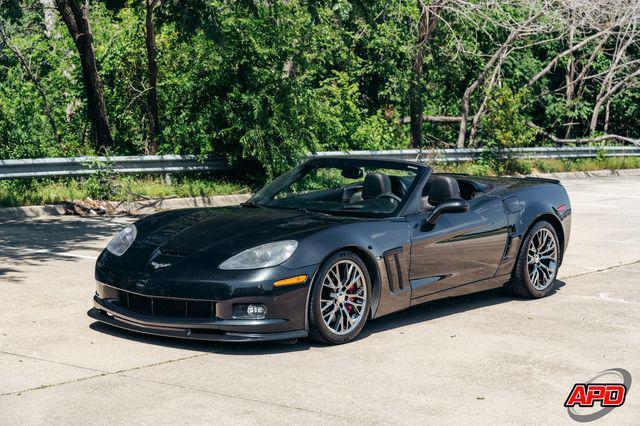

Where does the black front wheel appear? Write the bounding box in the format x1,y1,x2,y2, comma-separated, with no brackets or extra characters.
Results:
308,252,371,344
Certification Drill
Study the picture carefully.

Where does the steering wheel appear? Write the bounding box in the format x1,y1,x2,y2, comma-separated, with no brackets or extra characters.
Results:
377,193,402,203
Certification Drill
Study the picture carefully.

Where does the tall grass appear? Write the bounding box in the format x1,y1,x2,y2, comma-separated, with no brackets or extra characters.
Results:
435,156,640,175
0,176,249,208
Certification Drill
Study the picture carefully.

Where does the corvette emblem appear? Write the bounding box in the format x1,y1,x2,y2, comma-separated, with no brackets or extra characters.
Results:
150,261,172,270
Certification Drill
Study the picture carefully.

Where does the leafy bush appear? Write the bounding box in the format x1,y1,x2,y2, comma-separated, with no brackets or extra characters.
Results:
478,86,536,174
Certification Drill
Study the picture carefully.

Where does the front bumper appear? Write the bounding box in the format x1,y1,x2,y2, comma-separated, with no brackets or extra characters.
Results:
92,252,319,342
89,295,307,342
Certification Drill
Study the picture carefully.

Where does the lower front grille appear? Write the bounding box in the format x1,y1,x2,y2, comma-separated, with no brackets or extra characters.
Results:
115,290,216,319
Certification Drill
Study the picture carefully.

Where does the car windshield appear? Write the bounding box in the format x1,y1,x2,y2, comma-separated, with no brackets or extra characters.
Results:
249,159,423,217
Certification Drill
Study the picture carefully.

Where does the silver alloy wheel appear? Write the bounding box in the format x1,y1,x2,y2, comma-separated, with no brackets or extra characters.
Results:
320,259,367,335
527,227,558,290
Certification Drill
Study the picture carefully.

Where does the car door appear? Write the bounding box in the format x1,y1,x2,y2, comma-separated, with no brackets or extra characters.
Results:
408,195,509,301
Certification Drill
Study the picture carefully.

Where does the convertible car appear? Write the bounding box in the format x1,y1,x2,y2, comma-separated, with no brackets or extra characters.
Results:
89,157,571,344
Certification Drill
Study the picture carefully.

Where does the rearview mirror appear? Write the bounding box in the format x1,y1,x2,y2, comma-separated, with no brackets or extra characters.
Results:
341,167,363,180
425,198,469,226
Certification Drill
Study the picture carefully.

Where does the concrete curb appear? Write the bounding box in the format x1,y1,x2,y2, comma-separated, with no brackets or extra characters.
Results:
2,168,639,220
0,193,251,220
112,194,251,215
0,204,68,220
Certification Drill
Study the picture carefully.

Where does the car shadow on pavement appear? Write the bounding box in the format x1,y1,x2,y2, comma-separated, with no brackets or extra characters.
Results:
87,280,566,354
0,267,20,281
358,280,566,341
0,216,129,282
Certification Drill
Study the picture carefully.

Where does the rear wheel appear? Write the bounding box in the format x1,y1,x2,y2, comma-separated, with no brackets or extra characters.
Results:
508,221,560,298
308,252,371,344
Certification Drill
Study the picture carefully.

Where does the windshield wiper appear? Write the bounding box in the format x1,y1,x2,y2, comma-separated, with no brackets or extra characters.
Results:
294,207,332,216
241,201,264,208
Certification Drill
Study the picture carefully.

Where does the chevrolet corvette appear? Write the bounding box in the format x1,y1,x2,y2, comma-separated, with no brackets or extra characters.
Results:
89,156,571,344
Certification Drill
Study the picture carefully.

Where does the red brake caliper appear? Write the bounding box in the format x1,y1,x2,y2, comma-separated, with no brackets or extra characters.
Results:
345,284,355,313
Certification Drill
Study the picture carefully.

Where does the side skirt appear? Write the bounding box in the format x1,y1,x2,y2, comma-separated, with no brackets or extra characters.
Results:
409,273,510,306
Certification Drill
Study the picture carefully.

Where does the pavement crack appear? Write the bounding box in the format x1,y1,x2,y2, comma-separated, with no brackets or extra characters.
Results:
0,352,209,397
111,353,210,375
0,350,106,374
0,372,110,397
117,373,358,421
562,259,640,280
1,350,357,421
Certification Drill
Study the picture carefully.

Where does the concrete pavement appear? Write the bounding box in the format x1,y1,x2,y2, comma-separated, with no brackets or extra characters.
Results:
1,176,639,424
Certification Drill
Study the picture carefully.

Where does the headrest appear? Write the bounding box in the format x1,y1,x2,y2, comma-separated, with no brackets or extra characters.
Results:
362,172,391,199
427,175,461,206
389,175,409,199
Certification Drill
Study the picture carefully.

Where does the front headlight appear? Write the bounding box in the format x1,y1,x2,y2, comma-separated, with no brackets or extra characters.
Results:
219,240,298,270
106,224,137,256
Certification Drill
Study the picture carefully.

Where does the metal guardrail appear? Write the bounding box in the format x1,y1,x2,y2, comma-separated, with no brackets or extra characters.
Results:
1,146,639,179
0,155,233,180
312,146,640,162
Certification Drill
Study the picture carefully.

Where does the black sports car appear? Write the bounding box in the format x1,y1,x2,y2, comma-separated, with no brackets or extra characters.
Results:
89,157,571,344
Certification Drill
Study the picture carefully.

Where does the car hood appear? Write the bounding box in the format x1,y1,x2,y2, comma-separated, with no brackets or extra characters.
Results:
135,206,356,256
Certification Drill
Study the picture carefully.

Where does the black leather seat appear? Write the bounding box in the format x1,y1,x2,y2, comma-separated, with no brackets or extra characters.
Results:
362,172,392,199
389,175,410,199
421,175,461,210
350,172,393,203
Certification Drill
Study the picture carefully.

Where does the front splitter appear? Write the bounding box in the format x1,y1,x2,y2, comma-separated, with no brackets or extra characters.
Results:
88,308,307,342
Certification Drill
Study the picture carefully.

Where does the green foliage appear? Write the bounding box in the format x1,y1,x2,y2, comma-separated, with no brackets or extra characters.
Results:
481,86,536,148
477,86,536,174
1,0,639,178
435,156,640,176
0,174,248,207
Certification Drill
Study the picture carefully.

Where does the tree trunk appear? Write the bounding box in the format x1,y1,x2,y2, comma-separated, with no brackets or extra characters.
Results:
574,32,610,99
589,67,640,133
564,23,575,139
589,32,637,135
469,62,502,146
409,1,439,148
54,0,113,152
39,0,57,37
145,0,161,154
525,28,611,89
399,115,462,124
457,89,471,149
409,1,428,148
527,121,640,146
457,26,522,148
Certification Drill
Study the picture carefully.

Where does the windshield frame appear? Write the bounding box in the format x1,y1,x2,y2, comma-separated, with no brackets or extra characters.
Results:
249,157,431,218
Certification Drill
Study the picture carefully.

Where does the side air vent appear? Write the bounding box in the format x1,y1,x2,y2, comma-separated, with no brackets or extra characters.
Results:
383,247,405,294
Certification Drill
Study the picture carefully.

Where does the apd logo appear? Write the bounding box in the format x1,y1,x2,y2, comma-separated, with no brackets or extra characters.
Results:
564,368,631,422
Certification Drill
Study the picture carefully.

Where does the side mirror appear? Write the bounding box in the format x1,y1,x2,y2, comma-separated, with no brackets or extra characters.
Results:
425,198,469,226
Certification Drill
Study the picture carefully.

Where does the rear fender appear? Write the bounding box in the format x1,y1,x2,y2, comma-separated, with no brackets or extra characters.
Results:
495,185,571,276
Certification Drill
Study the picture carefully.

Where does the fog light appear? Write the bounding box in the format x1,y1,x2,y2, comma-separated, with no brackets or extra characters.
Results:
233,304,266,319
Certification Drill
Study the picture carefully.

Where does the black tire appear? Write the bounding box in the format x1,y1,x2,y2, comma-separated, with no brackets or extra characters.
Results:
507,220,561,298
308,251,371,344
